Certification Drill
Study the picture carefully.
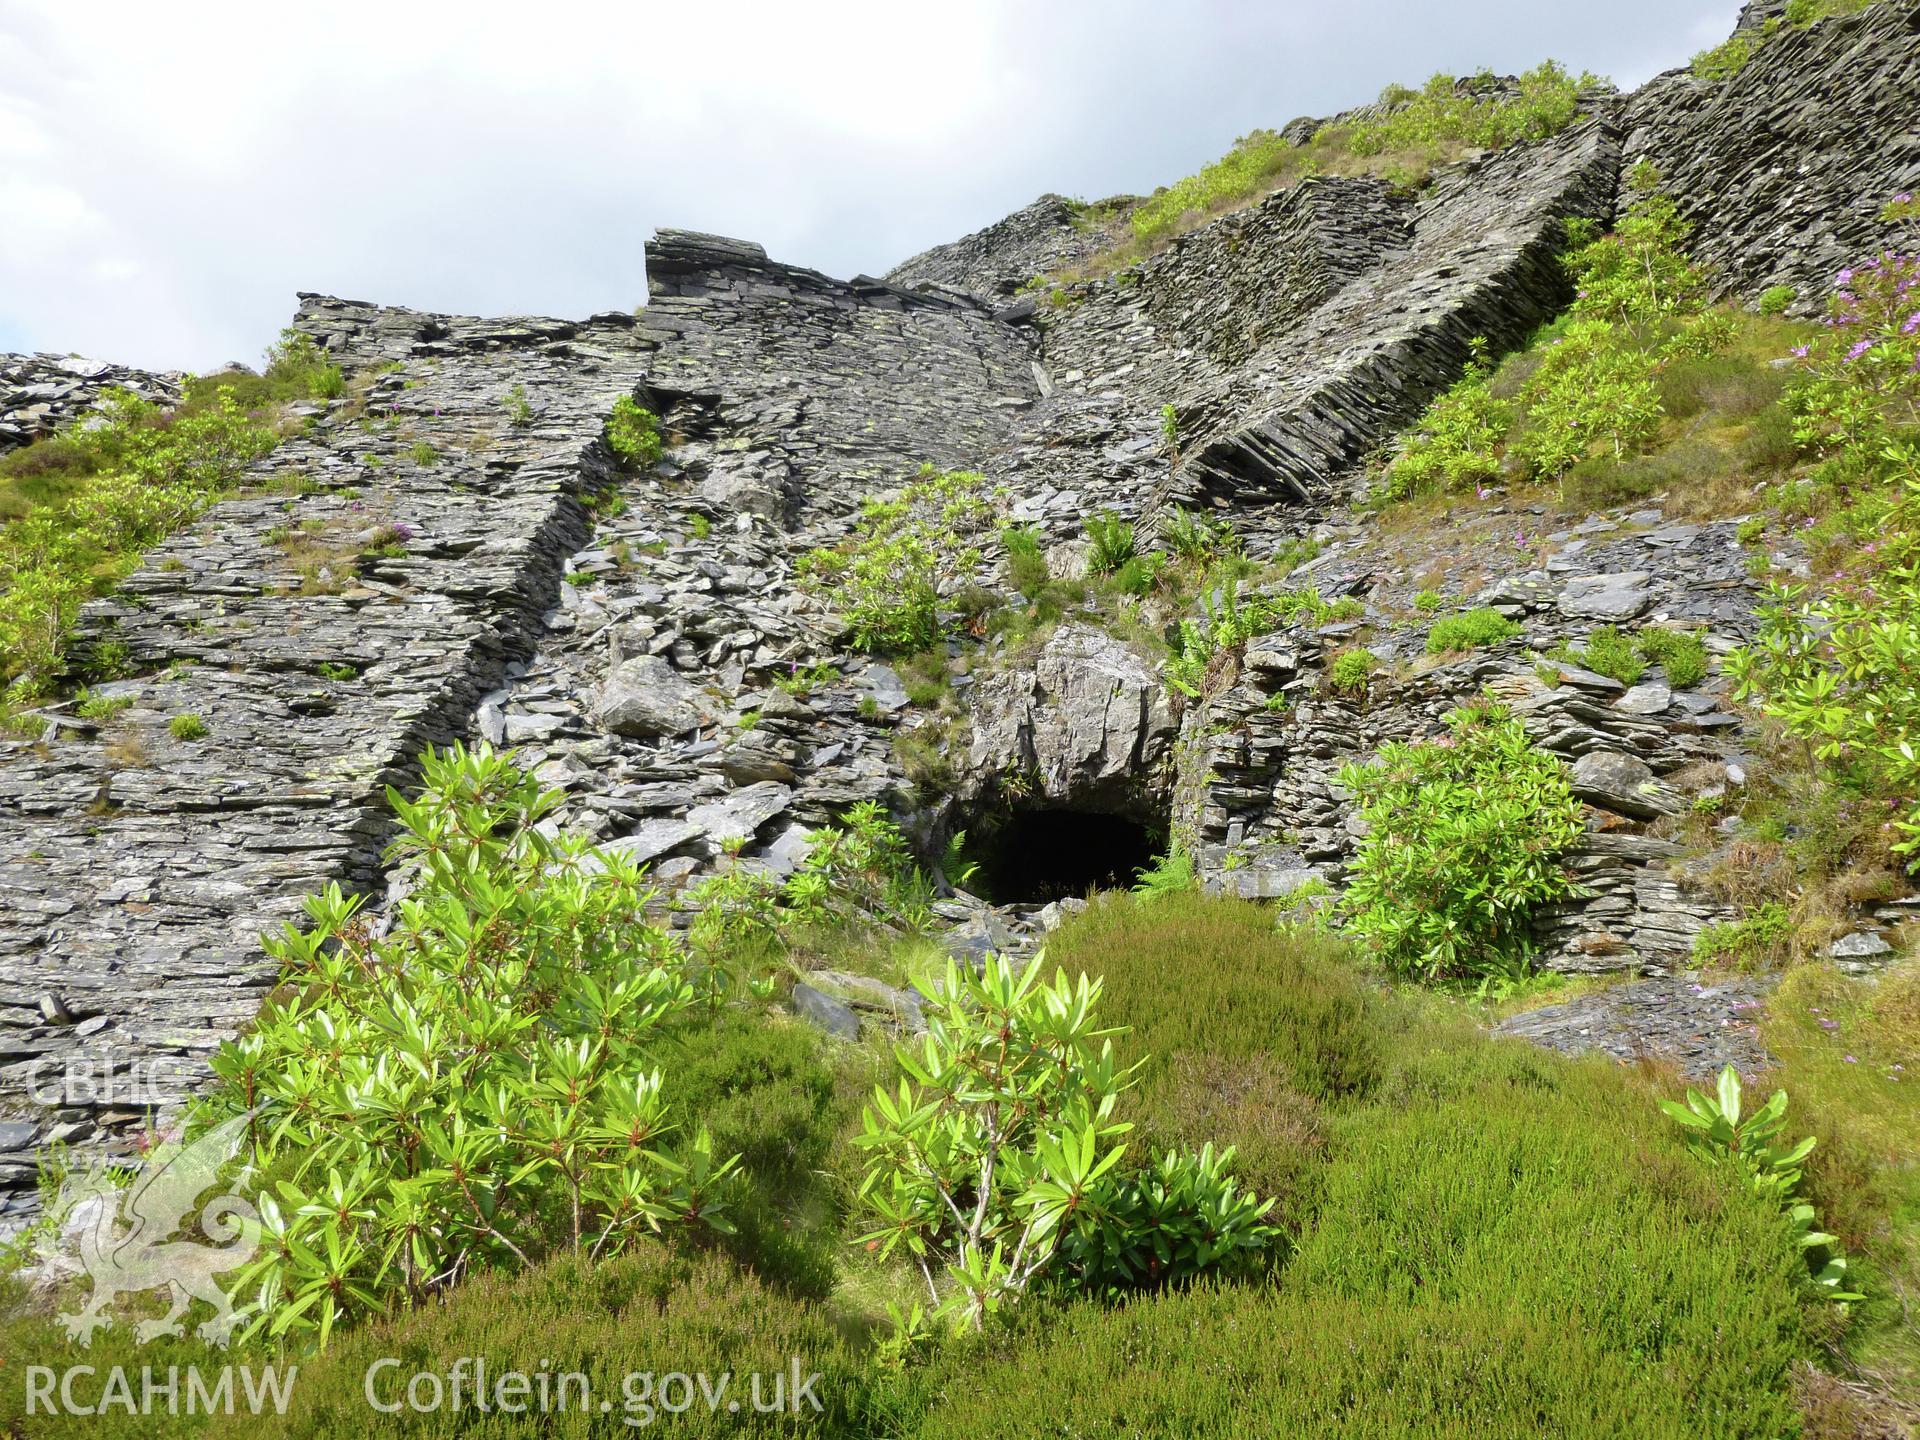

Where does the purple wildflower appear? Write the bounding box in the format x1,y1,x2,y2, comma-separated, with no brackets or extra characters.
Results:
1846,338,1874,361
1789,344,1809,359
1903,311,1920,336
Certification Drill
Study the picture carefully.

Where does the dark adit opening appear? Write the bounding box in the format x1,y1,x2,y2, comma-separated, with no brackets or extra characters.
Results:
977,808,1162,904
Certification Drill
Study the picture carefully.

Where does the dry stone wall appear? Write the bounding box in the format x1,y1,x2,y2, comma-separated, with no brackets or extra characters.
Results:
1,354,184,454
1170,117,1619,512
962,120,1620,555
640,229,1040,528
1622,0,1920,306
0,304,650,1204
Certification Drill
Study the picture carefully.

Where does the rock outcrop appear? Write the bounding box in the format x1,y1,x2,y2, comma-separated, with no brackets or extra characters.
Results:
960,625,1176,819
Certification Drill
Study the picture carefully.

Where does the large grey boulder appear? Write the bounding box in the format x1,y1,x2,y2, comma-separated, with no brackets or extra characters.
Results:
963,624,1175,812
593,655,718,737
1570,750,1679,820
1558,572,1653,621
790,982,861,1040
687,781,793,845
586,818,708,870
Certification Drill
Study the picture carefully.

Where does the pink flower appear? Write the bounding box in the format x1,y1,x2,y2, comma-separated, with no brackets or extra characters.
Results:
1844,1054,1858,1064
1789,344,1809,358
1837,268,1854,285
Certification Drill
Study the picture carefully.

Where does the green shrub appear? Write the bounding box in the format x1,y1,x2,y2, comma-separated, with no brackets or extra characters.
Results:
1758,284,1796,315
1413,588,1444,612
1656,353,1786,421
180,330,345,414
1165,578,1351,699
73,688,132,721
1785,0,1873,23
1045,892,1379,1143
0,388,280,696
1378,343,1510,500
407,440,439,466
1511,317,1665,476
1381,170,1714,504
1338,702,1584,979
1000,523,1049,598
1659,1065,1859,1300
683,799,934,958
1727,239,1920,864
1126,129,1303,247
1563,162,1707,327
1328,647,1376,694
1690,31,1756,80
1424,606,1520,653
1120,61,1587,259
1692,900,1792,968
1106,552,1160,596
852,953,1277,1330
168,712,209,741
1348,61,1590,156
1128,846,1195,900
604,395,663,466
664,1011,867,1299
503,382,533,426
1157,505,1234,565
199,744,737,1345
798,466,992,654
904,1035,1808,1440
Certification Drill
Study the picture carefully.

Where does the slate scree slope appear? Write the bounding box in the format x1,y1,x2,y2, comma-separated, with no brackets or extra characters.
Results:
1,0,1916,1204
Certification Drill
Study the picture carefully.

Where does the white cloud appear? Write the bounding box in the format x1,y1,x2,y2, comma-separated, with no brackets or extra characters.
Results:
0,0,1747,372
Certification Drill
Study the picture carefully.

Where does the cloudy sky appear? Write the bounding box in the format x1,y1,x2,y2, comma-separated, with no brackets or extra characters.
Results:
1,0,1742,373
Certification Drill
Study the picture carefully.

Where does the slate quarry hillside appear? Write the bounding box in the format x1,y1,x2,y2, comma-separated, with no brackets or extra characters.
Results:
1,0,1917,1203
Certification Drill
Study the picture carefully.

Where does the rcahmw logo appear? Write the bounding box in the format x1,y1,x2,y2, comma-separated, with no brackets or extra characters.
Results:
24,1364,297,1418
46,1107,260,1345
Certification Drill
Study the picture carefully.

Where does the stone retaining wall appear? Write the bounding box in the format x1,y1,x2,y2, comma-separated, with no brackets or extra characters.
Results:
1622,0,1920,307
0,305,651,1203
1,354,185,455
